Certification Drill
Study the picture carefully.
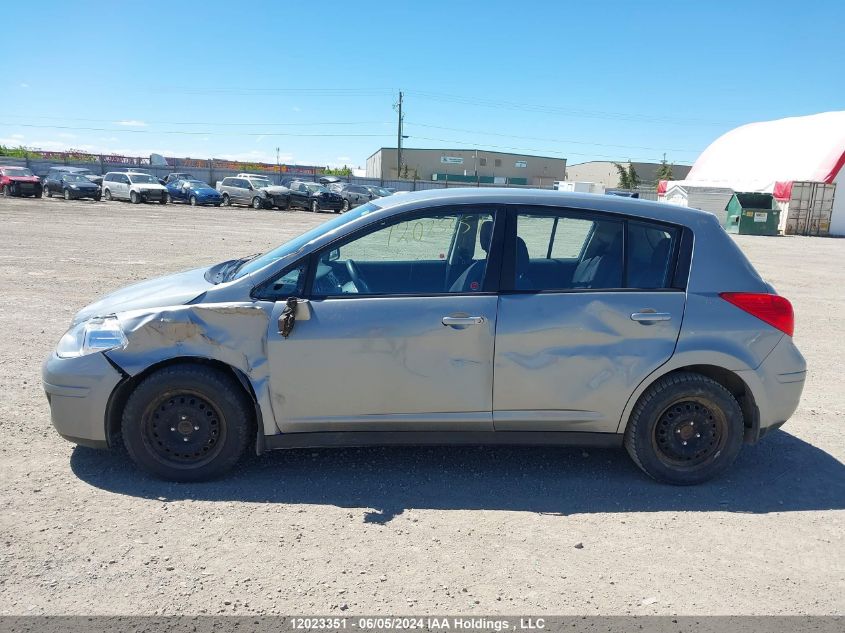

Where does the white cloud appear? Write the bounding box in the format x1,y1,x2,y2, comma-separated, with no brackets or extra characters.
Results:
20,83,29,88
115,120,147,127
11,134,24,139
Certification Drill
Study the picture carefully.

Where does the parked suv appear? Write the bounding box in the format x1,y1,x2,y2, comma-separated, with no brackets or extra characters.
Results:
0,166,43,197
101,171,168,204
288,180,344,212
328,182,374,211
43,189,805,483
217,175,291,209
43,167,101,200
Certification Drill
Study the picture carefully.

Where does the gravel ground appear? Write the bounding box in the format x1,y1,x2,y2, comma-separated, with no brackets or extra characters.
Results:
0,197,842,616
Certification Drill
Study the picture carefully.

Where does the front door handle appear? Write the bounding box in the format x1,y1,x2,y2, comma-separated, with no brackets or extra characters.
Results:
631,312,672,323
442,316,485,327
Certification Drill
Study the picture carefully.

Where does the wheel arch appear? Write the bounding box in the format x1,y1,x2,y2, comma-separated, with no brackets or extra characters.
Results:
104,356,266,453
616,361,760,442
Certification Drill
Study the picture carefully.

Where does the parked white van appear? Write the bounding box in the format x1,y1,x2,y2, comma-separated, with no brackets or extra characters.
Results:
102,171,168,204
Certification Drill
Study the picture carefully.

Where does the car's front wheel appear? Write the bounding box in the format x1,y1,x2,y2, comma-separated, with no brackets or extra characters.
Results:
624,372,744,485
222,193,230,206
64,189,71,200
130,191,140,204
190,195,197,206
341,199,350,212
252,196,263,210
311,200,319,213
43,185,51,198
121,364,254,482
2,185,11,197
103,188,112,201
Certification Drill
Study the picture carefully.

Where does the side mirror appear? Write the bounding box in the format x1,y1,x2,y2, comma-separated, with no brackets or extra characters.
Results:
328,248,340,262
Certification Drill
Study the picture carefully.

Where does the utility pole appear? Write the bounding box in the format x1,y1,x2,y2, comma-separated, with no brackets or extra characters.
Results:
396,90,403,179
276,147,280,182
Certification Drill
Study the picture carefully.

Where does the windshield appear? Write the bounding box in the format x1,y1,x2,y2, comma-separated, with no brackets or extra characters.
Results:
249,178,272,188
306,183,328,193
128,173,157,184
63,174,90,183
231,201,382,280
4,168,33,177
186,180,207,187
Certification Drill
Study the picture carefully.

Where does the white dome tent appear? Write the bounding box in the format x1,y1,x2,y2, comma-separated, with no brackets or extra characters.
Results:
659,111,845,236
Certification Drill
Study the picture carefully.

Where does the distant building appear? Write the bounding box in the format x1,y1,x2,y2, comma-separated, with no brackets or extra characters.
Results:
366,147,566,187
564,161,692,189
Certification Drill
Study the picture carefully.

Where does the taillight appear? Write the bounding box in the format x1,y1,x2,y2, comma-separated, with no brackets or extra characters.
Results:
719,292,794,336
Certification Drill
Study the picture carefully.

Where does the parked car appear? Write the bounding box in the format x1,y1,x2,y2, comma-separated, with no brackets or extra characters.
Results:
288,180,344,212
42,166,103,187
164,172,194,184
327,182,375,211
43,169,101,201
0,166,43,197
101,171,168,204
363,185,394,198
217,175,291,209
42,189,806,483
166,179,223,207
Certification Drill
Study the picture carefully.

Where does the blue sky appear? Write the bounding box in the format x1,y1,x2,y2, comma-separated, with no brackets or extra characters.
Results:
2,0,843,168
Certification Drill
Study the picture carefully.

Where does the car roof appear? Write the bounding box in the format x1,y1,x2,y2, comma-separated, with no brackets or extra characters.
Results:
370,187,717,228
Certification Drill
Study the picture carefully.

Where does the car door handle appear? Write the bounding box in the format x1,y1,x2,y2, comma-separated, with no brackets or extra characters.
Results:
442,316,485,327
631,312,672,322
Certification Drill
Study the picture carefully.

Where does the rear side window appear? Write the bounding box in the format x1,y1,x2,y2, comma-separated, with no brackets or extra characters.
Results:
626,221,678,289
512,210,679,291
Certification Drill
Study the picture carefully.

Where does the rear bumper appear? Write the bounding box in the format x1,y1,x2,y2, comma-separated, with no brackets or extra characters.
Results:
42,352,123,449
738,335,807,442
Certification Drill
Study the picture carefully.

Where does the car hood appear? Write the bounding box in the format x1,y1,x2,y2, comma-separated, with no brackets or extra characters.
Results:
73,266,213,324
133,183,167,191
7,176,40,183
260,186,289,195
194,187,220,195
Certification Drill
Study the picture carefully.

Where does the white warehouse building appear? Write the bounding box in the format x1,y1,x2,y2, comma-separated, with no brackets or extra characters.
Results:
659,111,845,236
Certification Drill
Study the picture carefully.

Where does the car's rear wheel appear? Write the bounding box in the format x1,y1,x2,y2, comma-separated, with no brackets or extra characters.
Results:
121,365,254,482
130,191,140,204
624,372,744,485
311,200,319,213
43,185,51,198
64,189,71,200
103,188,112,201
190,195,197,206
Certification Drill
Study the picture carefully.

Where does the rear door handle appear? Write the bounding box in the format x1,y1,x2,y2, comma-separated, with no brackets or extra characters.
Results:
631,312,672,323
442,316,485,327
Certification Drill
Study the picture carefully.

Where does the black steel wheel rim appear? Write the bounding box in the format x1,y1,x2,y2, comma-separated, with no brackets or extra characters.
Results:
140,390,227,468
652,398,727,469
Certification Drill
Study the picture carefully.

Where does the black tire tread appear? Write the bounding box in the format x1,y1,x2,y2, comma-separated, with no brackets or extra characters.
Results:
624,371,742,485
121,364,253,482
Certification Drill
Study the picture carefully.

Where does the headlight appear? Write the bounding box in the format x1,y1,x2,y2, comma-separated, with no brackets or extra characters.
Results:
56,316,127,358
69,184,79,189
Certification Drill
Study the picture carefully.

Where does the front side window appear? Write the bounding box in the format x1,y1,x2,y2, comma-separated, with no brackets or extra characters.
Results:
311,209,495,296
128,173,156,184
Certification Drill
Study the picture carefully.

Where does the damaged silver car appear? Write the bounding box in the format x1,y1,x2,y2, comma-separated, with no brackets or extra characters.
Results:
43,188,806,483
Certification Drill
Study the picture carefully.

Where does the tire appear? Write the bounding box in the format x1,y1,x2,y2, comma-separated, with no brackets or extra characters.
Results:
43,186,52,198
166,193,172,204
189,195,197,206
121,364,254,482
2,185,10,197
130,191,139,204
103,188,112,201
64,189,71,200
252,196,263,210
160,196,167,205
624,372,744,485
222,193,230,206
311,200,319,213
341,199,350,212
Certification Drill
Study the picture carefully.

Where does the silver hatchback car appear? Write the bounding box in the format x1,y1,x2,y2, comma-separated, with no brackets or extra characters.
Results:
43,189,806,484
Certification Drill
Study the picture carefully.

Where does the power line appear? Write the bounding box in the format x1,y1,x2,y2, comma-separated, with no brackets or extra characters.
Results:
406,90,737,127
0,114,390,127
405,121,701,154
1,123,393,138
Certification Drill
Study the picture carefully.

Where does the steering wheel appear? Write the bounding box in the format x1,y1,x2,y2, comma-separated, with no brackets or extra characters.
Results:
345,259,372,294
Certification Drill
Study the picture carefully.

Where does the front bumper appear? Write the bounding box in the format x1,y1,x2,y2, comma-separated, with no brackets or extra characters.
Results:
68,188,100,199
42,352,123,449
319,197,344,210
138,189,166,202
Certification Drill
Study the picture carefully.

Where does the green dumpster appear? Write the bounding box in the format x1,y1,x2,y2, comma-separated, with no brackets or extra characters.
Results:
724,192,780,236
